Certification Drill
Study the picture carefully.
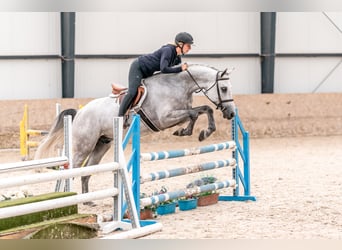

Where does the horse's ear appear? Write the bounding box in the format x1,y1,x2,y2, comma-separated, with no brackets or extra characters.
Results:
227,67,235,75
220,68,228,77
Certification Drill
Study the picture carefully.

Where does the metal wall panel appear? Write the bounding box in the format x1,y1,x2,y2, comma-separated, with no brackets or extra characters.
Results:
275,12,342,93
275,57,342,93
277,12,342,53
0,12,61,99
75,12,260,54
0,12,60,55
74,58,131,98
0,60,61,99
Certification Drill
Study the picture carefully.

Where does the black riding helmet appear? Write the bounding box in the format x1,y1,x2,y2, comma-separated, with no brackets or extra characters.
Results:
175,32,194,45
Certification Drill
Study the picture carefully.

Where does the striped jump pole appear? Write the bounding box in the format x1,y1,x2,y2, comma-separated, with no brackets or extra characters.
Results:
140,158,236,183
140,141,236,161
140,180,236,207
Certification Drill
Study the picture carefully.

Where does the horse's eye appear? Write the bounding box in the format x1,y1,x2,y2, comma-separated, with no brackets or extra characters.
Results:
221,87,227,93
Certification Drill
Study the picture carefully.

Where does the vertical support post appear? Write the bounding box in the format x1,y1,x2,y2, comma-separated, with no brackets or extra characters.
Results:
235,109,256,201
25,105,29,159
21,104,30,160
220,108,255,201
20,104,29,160
113,117,122,222
56,103,61,116
56,103,62,158
132,115,141,218
114,116,140,228
64,115,73,191
232,109,239,196
243,130,251,196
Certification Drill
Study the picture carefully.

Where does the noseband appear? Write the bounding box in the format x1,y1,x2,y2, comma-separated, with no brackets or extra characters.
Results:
186,69,234,110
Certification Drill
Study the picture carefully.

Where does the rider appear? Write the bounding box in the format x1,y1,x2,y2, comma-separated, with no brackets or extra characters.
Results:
118,32,194,117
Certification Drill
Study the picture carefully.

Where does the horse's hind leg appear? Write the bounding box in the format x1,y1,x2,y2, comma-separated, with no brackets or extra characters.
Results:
81,136,112,206
172,110,198,137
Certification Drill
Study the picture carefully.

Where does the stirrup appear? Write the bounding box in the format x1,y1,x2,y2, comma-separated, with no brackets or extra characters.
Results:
123,114,130,129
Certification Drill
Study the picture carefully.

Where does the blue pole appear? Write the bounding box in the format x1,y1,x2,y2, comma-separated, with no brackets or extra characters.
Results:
140,180,235,207
141,159,235,183
131,115,141,216
232,109,239,197
243,131,251,196
140,141,235,161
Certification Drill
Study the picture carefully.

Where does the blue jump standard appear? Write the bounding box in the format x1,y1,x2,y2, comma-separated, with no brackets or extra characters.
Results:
122,110,256,225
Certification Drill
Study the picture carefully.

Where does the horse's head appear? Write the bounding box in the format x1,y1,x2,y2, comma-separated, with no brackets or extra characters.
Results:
187,65,236,120
212,68,236,119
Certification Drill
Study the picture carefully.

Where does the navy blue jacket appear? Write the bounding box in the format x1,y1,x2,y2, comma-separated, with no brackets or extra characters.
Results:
138,44,182,77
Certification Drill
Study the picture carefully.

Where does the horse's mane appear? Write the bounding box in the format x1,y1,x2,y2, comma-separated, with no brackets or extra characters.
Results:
149,63,218,79
187,63,219,72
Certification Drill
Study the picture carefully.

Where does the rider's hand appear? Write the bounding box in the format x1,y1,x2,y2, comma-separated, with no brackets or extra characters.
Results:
181,63,188,71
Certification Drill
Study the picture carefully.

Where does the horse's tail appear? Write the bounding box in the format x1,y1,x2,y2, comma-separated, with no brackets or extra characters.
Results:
34,108,77,160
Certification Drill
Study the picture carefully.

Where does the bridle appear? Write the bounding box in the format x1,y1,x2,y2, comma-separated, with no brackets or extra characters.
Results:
186,69,234,110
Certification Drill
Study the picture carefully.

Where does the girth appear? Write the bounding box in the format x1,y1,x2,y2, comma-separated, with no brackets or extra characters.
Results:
111,83,160,132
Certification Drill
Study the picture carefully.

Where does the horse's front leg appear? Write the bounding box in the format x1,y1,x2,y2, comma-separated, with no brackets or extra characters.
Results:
193,105,216,141
170,105,216,141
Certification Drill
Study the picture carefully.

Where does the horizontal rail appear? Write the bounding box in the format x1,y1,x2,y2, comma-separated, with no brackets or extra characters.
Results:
0,188,118,219
140,141,236,161
0,156,69,173
0,162,120,189
26,129,49,136
140,180,236,207
26,141,40,147
140,159,236,183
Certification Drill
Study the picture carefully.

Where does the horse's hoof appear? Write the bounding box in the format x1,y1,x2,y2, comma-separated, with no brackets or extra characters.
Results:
173,129,183,136
83,201,96,207
199,130,206,141
174,128,192,137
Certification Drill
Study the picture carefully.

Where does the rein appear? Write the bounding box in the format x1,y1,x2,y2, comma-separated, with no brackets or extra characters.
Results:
186,69,234,110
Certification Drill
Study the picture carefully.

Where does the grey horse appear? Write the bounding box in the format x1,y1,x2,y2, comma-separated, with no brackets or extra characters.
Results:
35,64,236,202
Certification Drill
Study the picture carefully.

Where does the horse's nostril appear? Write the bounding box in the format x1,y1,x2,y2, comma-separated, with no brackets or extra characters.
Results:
227,112,235,119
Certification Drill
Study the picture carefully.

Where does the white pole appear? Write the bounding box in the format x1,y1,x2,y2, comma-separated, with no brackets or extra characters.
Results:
113,117,122,221
0,188,118,219
64,115,73,191
0,156,68,173
55,103,61,116
0,163,119,189
56,103,62,162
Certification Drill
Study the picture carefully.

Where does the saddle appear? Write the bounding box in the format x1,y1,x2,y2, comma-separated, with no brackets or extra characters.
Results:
110,82,160,132
111,83,145,107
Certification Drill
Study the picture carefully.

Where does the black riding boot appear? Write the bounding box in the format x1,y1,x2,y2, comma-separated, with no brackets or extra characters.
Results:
118,94,134,117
